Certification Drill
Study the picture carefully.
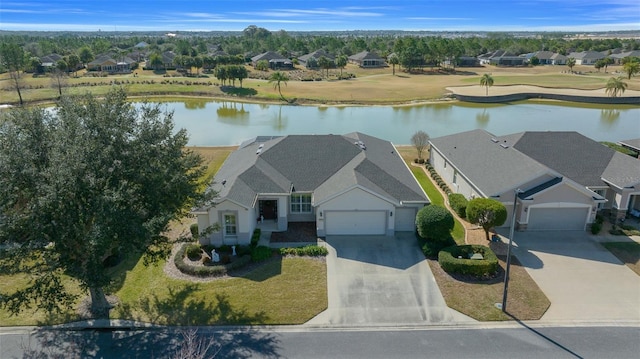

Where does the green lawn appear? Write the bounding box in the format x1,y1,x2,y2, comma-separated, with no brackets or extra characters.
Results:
409,165,465,244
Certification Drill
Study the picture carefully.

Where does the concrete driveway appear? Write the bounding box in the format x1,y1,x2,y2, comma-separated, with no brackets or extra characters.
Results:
511,231,640,322
307,233,472,326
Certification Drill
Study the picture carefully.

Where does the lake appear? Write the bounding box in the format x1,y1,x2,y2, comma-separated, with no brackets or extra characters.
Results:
151,99,639,146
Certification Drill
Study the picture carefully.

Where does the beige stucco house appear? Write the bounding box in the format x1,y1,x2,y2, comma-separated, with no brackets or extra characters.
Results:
195,133,429,246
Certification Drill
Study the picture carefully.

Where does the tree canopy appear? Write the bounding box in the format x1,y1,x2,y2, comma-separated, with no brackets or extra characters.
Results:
0,88,211,318
411,130,430,160
466,198,507,241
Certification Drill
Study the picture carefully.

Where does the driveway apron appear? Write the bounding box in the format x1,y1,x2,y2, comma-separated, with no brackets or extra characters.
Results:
310,233,466,325
512,231,640,322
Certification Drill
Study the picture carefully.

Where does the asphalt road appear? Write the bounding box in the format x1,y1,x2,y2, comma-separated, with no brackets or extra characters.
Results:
1,324,638,358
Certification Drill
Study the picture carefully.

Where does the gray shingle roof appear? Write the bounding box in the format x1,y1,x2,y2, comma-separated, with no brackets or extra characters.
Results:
619,138,640,152
429,129,551,197
206,133,429,209
513,132,615,187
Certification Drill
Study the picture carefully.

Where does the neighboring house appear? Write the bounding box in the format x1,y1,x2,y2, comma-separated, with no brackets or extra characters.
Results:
87,54,136,73
456,56,480,67
195,133,429,245
619,138,640,158
39,53,64,72
298,50,335,69
609,50,640,65
429,130,640,231
348,51,386,68
478,50,526,66
251,51,293,69
567,51,605,65
530,51,555,65
550,53,567,65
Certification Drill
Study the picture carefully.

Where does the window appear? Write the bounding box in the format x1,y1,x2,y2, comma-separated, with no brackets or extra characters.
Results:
453,170,458,184
290,194,312,213
224,214,237,236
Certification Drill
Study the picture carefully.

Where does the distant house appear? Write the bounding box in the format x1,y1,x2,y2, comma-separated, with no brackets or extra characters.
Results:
550,53,567,65
456,56,480,67
429,130,640,230
479,50,526,66
567,51,605,65
609,50,640,65
39,53,64,71
618,138,640,158
298,50,335,69
348,51,386,68
251,51,293,70
134,41,149,49
194,133,429,245
87,54,136,73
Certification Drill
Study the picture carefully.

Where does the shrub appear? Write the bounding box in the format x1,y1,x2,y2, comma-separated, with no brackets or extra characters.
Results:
279,245,328,257
448,193,468,218
438,245,499,278
190,223,199,239
416,205,454,242
590,222,602,234
186,244,202,261
251,245,272,262
466,198,507,241
419,235,455,258
174,243,252,277
251,228,261,248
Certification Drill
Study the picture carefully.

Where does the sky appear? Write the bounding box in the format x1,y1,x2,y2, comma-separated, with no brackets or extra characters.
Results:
1,0,639,33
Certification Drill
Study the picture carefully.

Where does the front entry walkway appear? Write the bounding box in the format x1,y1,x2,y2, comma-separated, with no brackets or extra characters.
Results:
307,233,473,325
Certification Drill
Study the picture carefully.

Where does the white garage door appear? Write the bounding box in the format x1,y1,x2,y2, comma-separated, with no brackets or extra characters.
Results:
394,207,417,231
528,207,589,231
325,211,386,235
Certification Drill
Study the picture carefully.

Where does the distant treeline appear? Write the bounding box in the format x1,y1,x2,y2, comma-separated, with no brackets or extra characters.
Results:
1,26,639,61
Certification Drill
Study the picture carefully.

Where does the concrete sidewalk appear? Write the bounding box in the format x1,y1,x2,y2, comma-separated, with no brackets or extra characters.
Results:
307,233,474,326
511,231,640,322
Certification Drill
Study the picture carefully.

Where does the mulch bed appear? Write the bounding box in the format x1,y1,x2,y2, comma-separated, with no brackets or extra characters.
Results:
270,222,318,243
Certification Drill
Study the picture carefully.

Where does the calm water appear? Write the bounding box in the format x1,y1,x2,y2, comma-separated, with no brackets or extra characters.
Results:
153,99,639,146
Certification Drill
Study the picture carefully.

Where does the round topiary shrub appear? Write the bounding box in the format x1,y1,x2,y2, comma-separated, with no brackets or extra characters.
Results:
190,223,199,239
186,244,202,261
416,205,454,241
438,245,499,278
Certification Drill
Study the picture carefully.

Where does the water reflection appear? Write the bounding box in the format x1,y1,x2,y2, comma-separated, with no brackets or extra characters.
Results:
272,106,288,130
216,102,249,124
600,108,620,126
183,99,208,110
476,109,490,128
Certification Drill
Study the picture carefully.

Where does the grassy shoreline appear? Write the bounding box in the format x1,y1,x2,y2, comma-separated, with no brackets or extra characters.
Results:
2,63,639,107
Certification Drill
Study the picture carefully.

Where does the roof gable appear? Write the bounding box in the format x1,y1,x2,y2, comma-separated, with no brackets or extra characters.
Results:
513,132,614,187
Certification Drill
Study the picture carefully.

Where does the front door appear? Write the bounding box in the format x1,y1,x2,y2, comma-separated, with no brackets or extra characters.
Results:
260,200,278,220
223,214,237,237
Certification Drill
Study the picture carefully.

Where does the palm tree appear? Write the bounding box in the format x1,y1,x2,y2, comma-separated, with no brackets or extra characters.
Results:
479,73,494,96
623,61,639,80
605,77,627,97
388,53,399,75
566,57,576,73
336,55,348,78
269,71,289,102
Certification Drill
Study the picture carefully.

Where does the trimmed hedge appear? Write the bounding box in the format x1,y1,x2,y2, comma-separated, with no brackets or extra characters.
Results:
174,243,251,277
186,244,202,261
279,245,328,257
251,245,273,262
416,205,454,241
190,223,199,239
251,228,261,248
438,245,499,278
448,193,468,218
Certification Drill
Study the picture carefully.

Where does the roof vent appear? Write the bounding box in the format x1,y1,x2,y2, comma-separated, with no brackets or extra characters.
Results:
354,141,366,150
500,144,509,149
258,144,264,149
256,149,262,155
491,138,499,143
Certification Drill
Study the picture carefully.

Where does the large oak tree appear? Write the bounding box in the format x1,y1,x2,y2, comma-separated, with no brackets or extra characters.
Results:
0,88,211,318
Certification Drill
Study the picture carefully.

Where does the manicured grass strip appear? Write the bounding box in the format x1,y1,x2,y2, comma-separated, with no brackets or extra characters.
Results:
112,256,327,325
429,256,550,321
602,241,640,276
409,165,465,244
